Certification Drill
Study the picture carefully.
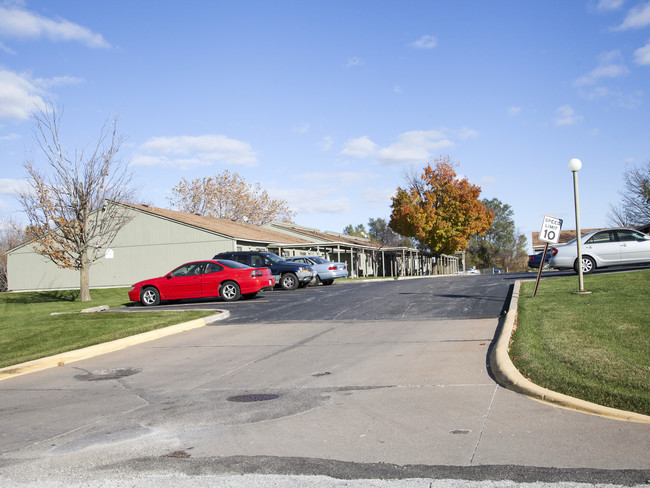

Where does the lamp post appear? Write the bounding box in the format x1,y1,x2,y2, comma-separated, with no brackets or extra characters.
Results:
568,158,588,294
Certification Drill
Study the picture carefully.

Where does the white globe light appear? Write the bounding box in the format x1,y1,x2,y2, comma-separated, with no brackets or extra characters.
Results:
568,158,582,172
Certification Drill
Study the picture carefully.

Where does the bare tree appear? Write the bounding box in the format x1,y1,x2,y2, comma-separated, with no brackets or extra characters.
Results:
17,104,137,301
168,170,295,225
0,217,28,292
608,162,650,227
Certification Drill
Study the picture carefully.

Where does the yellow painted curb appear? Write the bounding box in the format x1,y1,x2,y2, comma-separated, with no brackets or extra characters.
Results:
490,280,650,424
0,310,230,381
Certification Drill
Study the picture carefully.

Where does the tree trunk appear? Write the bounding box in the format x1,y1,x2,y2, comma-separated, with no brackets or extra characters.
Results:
80,249,91,302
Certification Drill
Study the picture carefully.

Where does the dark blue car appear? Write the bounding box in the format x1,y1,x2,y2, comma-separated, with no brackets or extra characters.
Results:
528,250,553,269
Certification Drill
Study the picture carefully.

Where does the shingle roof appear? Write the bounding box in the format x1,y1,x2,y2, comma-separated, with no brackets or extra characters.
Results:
118,202,312,245
268,222,382,248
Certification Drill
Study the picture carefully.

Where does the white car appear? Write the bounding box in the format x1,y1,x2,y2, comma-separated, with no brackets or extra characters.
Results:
285,256,348,285
458,267,480,275
548,228,650,274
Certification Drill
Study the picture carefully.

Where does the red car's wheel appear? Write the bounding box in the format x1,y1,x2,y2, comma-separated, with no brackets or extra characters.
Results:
220,281,241,301
141,286,160,306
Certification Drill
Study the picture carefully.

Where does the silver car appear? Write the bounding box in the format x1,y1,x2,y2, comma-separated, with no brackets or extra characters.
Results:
549,228,650,274
285,256,348,285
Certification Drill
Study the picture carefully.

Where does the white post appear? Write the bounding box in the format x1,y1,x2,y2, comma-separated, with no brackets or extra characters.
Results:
568,158,588,294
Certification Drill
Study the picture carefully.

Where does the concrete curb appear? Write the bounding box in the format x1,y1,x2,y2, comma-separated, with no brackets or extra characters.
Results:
0,310,230,382
490,280,650,424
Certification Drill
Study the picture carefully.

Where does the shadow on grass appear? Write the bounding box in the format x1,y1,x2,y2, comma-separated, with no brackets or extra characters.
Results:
2,290,80,304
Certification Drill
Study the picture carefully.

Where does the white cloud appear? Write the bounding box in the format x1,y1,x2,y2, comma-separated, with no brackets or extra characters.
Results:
412,35,438,49
346,57,362,68
574,50,629,86
279,189,350,214
478,176,498,188
0,5,110,48
0,70,46,121
615,1,650,30
595,0,624,11
0,40,15,54
376,130,453,166
362,187,395,205
129,155,163,167
583,86,611,100
555,105,583,126
581,86,642,107
0,133,20,142
0,178,29,196
319,136,334,151
274,173,383,215
507,106,521,116
634,40,650,65
456,127,480,140
298,196,350,214
614,89,643,108
0,70,83,122
297,171,379,186
341,136,379,158
38,75,85,88
292,122,310,133
133,135,258,168
342,129,465,166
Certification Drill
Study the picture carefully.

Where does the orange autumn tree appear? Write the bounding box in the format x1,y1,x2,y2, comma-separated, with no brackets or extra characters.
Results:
389,156,494,256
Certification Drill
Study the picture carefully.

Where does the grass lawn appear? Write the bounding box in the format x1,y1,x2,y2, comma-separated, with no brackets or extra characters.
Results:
511,270,650,416
0,288,217,369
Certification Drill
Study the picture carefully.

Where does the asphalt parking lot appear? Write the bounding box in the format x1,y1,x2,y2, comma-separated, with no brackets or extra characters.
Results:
1,272,649,487
121,265,650,321
129,272,525,322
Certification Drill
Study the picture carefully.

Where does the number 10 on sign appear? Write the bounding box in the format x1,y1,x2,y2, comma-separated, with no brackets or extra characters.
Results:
533,216,563,297
539,216,562,245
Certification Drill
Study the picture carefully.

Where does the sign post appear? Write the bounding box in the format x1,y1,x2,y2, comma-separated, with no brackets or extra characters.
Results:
533,216,562,297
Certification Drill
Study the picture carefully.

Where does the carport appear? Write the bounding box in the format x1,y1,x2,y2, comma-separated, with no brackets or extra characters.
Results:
266,221,458,278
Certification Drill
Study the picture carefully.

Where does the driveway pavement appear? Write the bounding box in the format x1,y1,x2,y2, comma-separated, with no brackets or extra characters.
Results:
1,275,648,487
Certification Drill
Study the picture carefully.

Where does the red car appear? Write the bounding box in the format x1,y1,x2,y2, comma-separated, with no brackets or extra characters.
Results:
128,259,275,306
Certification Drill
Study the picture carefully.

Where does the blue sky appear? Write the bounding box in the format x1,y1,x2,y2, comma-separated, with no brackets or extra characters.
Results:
1,0,649,251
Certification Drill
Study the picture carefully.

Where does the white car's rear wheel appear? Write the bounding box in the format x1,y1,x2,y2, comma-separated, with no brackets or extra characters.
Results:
575,256,596,274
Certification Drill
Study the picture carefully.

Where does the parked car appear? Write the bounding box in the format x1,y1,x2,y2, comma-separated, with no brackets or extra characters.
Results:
285,256,348,285
213,251,316,290
128,259,275,306
457,267,480,275
528,249,553,269
548,228,650,274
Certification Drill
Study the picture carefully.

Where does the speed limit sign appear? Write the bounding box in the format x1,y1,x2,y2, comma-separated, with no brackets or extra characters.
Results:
539,215,563,245
533,215,564,297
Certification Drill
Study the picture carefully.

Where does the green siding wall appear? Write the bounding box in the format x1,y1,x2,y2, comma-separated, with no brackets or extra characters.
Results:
7,208,236,291
8,247,79,291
